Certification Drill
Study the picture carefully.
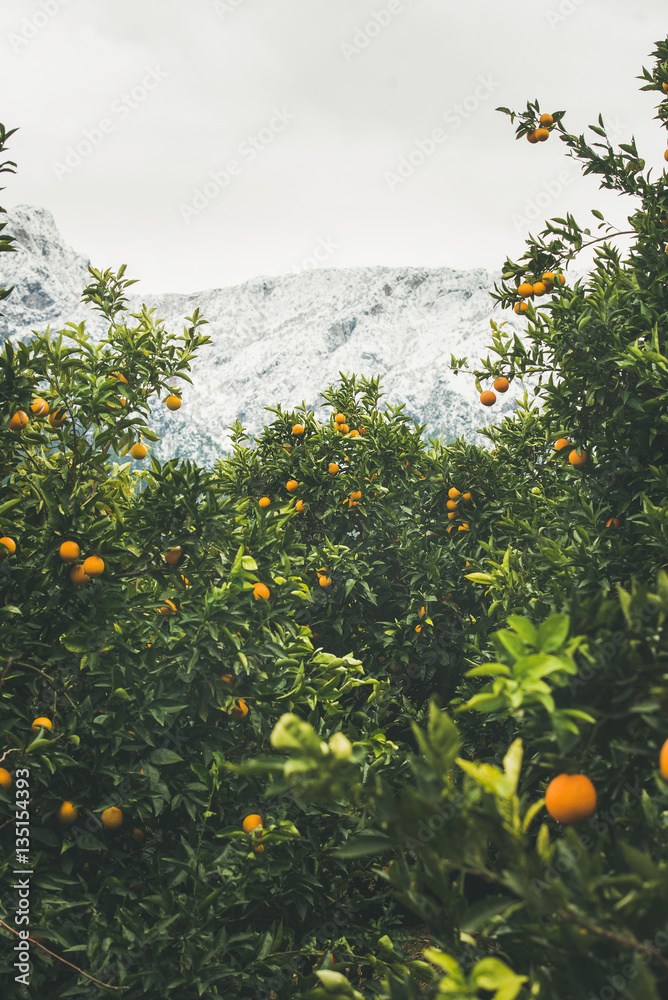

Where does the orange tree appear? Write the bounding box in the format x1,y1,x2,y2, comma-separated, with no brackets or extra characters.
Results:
239,38,668,1000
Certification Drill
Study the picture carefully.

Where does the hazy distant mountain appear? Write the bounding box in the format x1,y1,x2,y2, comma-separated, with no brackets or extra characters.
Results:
0,204,526,466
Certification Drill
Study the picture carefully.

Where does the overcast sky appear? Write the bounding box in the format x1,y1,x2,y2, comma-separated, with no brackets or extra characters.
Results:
1,0,666,294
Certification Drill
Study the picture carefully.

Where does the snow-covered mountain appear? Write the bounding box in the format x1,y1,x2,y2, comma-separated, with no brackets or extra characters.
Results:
0,204,525,466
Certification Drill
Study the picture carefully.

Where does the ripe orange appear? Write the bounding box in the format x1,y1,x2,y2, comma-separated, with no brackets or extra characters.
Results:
535,127,550,142
514,302,530,314
663,83,668,93
349,429,360,437
0,768,12,790
446,500,459,511
319,575,332,588
328,463,339,475
526,130,539,144
83,555,105,577
132,828,145,843
339,424,350,434
292,424,305,435
554,438,570,451
569,449,588,467
31,397,49,417
334,413,345,423
242,814,263,833
253,843,265,854
462,492,472,503
130,442,148,460
253,582,270,600
518,282,534,298
480,391,496,406
158,599,178,615
230,699,248,720
0,537,16,556
286,479,298,492
493,377,510,392
415,624,421,633
283,444,292,453
59,541,80,562
57,801,78,825
69,564,90,586
32,717,52,731
448,488,461,500
221,674,235,689
539,113,554,126
458,523,470,532
606,517,621,529
545,774,597,825
557,273,566,285
48,409,66,428
295,500,306,512
350,490,362,500
165,395,182,410
532,281,547,297
419,606,426,618
660,738,668,780
258,497,271,508
541,272,555,290
101,807,123,830
111,372,128,383
8,411,29,431
164,546,182,566
447,512,457,521
664,150,668,163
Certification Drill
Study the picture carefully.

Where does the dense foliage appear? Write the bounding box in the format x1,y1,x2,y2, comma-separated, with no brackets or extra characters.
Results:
2,35,668,1000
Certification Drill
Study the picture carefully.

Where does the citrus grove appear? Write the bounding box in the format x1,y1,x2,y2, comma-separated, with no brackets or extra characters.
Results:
2,38,668,1000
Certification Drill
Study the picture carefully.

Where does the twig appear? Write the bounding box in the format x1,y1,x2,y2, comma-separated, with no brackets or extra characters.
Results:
0,919,129,989
556,909,668,971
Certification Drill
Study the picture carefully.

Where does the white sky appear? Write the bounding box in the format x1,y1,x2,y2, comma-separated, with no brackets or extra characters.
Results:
1,0,666,294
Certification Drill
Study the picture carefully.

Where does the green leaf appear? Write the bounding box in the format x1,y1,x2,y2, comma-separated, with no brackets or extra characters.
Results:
333,832,392,858
536,614,570,653
502,739,523,795
506,616,538,646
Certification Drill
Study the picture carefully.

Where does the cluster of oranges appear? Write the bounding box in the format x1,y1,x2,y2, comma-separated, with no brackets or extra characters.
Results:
8,397,67,431
547,739,668,824
554,437,587,468
58,541,105,586
317,566,333,588
242,812,265,853
479,376,510,407
514,272,566,314
445,487,473,534
526,112,554,143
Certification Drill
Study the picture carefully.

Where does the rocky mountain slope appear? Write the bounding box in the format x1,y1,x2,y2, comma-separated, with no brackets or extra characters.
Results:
0,204,526,467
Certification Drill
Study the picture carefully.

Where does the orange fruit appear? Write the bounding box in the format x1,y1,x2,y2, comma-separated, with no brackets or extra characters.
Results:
535,127,550,141
415,624,421,633
101,806,123,830
518,282,534,297
292,424,305,435
554,438,570,451
319,575,332,588
165,395,182,410
164,546,182,566
295,500,306,512
446,500,458,511
48,408,66,428
258,497,271,508
32,717,52,731
221,674,235,689
539,113,554,126
253,843,265,854
130,442,148,460
283,444,292,453
132,828,145,843
230,699,248,720
253,582,270,600
328,463,339,475
339,424,350,434
532,281,547,297
334,413,345,423
59,541,80,562
447,512,457,521
545,774,597,825
664,150,668,163
350,490,362,500
69,564,90,586
542,271,555,289
111,372,128,383
31,397,49,417
286,479,298,492
526,130,539,144
158,599,178,615
419,606,426,618
493,377,510,392
480,391,496,406
242,814,263,833
568,449,588,467
0,537,16,555
349,429,360,437
8,410,29,431
83,556,105,577
663,83,668,93
462,492,472,503
660,738,668,780
57,801,78,825
557,274,566,285
448,488,461,500
514,302,530,314
606,518,621,529
458,523,470,532
0,768,12,790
